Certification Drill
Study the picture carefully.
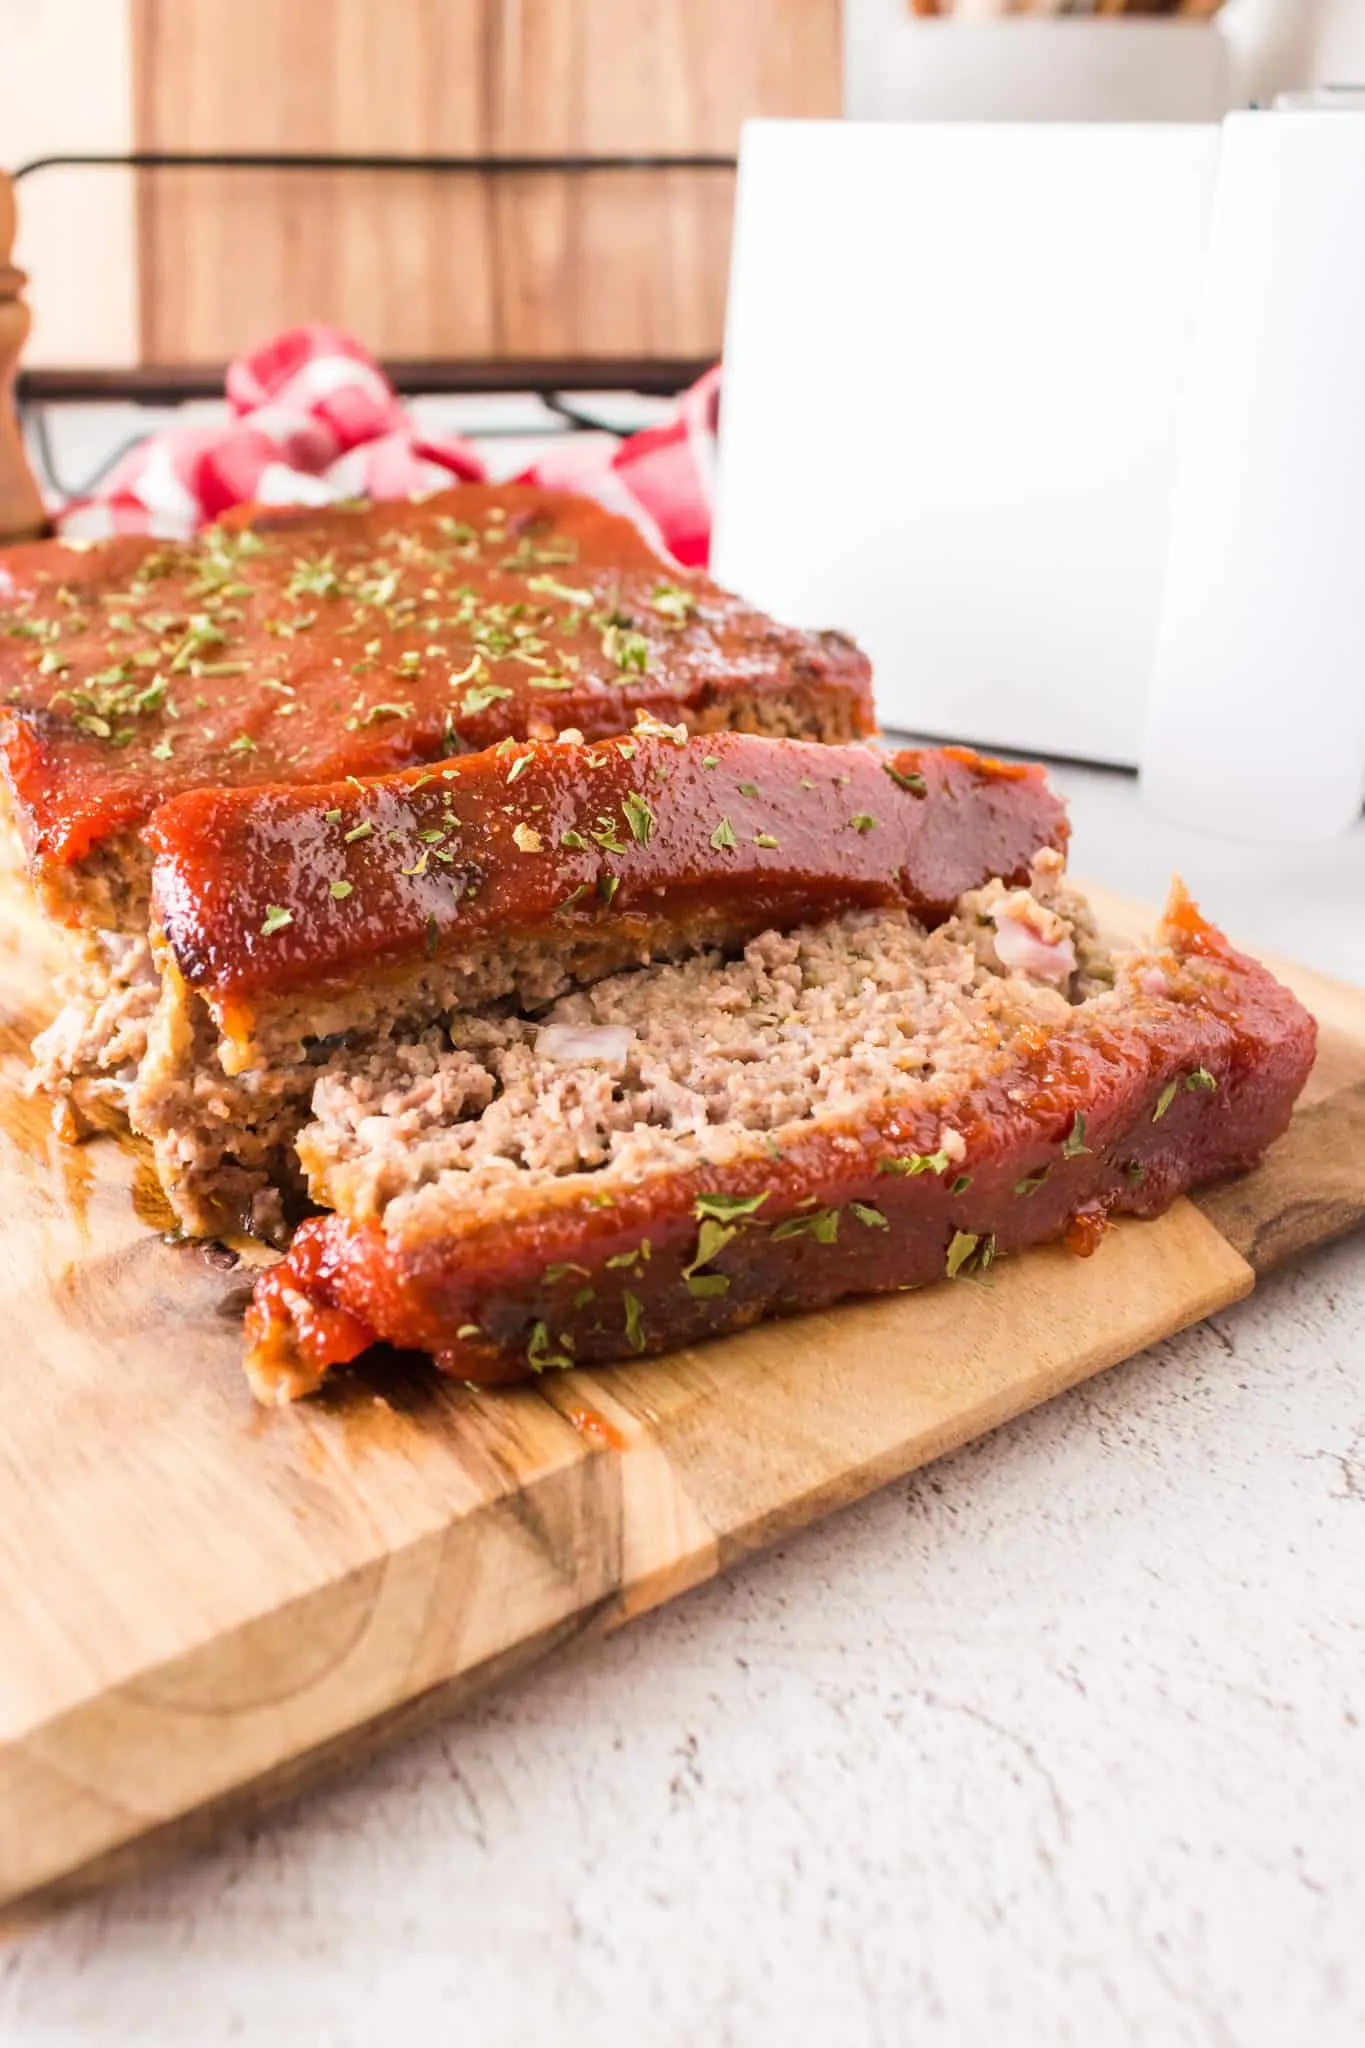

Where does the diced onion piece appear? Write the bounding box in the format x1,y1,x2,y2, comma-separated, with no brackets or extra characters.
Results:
989,905,1077,985
535,1022,635,1066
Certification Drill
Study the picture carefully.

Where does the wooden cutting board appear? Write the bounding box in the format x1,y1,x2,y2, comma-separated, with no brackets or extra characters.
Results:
2,878,1363,1926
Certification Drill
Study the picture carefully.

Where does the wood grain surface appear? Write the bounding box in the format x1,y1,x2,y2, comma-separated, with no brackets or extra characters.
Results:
1,876,1361,1924
130,0,842,366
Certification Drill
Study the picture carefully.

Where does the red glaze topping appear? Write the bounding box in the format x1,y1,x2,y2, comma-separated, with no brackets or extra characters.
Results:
0,486,872,874
146,733,1068,1003
243,892,1317,1403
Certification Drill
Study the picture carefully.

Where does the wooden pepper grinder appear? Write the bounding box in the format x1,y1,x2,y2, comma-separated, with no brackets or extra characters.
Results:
0,170,50,547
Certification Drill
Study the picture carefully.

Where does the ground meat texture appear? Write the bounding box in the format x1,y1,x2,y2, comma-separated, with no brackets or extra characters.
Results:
298,883,1088,1223
244,878,1317,1402
26,930,159,1132
127,734,1068,1239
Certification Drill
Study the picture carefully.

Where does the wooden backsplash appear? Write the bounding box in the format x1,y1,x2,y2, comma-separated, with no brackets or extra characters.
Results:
127,0,842,367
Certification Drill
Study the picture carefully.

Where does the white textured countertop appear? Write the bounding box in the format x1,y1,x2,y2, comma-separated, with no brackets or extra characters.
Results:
3,403,1364,2043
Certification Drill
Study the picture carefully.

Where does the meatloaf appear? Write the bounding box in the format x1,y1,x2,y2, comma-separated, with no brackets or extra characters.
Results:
0,484,874,930
130,730,1069,1239
244,869,1316,1403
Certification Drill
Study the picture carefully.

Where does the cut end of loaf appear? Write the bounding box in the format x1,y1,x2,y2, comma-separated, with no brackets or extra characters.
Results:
243,870,1317,1402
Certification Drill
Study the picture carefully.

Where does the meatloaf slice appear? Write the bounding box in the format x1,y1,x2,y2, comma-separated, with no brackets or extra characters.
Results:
244,871,1316,1403
0,484,874,931
130,730,1069,1239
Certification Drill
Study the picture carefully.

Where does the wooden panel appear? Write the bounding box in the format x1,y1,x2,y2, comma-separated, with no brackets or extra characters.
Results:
0,177,48,540
0,0,138,369
0,868,1361,1920
130,0,843,366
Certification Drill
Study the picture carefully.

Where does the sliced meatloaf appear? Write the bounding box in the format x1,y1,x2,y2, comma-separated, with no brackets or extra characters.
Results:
0,484,874,930
244,870,1316,1403
130,731,1069,1239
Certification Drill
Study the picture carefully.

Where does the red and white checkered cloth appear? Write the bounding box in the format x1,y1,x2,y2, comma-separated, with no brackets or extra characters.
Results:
54,324,721,569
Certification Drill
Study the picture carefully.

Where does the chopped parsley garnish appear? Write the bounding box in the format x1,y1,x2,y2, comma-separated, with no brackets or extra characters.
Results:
702,755,719,768
622,791,656,844
1186,1067,1217,1092
885,763,928,795
167,616,226,673
849,814,877,833
686,1273,730,1298
506,752,533,784
599,874,620,905
260,905,293,937
754,833,780,850
1122,1161,1145,1186
527,1321,574,1372
945,1230,981,1279
323,808,343,823
650,583,698,625
437,517,480,550
601,621,650,674
738,781,759,798
684,1218,738,1279
1153,1081,1178,1122
557,884,590,913
461,680,513,715
591,819,628,856
693,1191,769,1221
950,1173,973,1196
851,1203,888,1230
560,828,588,850
329,879,353,900
771,1207,840,1244
1062,1113,1091,1158
710,816,737,851
527,573,593,606
344,820,374,844
425,913,440,958
285,554,342,601
622,1292,646,1353
1014,1166,1050,1197
877,1149,951,1177
228,732,257,753
544,1262,590,1284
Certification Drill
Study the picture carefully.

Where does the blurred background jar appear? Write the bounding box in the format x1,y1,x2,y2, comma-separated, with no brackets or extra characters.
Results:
845,0,1365,127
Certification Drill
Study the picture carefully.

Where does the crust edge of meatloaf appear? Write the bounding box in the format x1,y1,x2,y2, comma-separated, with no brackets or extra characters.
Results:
242,880,1317,1404
1,665,873,924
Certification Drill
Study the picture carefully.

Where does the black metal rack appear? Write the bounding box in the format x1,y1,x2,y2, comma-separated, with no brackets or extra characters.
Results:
11,149,734,499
